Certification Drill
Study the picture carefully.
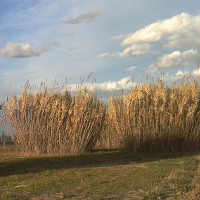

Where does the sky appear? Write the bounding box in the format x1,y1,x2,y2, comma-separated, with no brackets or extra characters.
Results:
1,0,200,101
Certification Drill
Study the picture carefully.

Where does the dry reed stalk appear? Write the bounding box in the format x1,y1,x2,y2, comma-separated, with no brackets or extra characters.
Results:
6,85,105,155
5,78,200,154
104,80,200,152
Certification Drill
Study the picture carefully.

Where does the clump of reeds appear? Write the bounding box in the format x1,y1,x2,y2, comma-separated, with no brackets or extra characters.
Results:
5,77,200,154
6,85,105,155
105,80,200,152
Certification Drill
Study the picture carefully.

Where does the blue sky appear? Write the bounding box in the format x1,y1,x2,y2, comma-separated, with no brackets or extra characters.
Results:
1,0,200,100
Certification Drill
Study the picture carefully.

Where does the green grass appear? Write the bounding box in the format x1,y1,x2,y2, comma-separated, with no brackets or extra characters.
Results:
0,146,199,200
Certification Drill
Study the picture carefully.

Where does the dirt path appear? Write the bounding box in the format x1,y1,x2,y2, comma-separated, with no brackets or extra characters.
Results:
180,155,200,200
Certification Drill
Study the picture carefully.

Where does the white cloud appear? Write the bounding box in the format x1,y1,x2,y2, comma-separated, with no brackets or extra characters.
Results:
69,76,135,92
149,67,200,82
118,43,156,57
97,52,110,59
176,70,190,77
0,42,58,58
159,70,190,82
122,13,191,46
192,68,200,76
112,13,200,64
121,12,200,52
99,76,134,91
63,11,104,24
149,49,200,73
164,15,200,49
119,13,200,73
126,66,137,73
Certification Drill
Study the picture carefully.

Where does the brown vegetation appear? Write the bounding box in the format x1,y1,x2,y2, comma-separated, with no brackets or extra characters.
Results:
102,80,200,152
4,78,200,155
6,87,105,155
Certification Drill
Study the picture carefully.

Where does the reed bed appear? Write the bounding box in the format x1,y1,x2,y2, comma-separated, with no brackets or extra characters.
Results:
4,78,200,154
103,80,200,152
6,87,105,155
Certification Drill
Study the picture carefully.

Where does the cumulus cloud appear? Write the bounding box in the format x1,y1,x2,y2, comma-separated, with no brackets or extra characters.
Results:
159,68,200,82
0,42,58,58
121,13,200,51
98,76,135,91
164,17,200,49
112,13,200,63
119,13,200,72
149,49,200,73
192,68,200,76
118,43,156,58
159,70,191,82
97,52,110,59
122,13,192,46
69,76,135,92
63,11,104,24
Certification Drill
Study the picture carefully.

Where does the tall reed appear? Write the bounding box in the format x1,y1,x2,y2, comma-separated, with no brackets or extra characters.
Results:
5,78,200,154
6,87,105,155
104,80,200,152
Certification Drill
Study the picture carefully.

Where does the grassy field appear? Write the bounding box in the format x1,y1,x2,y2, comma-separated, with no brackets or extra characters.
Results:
0,146,200,200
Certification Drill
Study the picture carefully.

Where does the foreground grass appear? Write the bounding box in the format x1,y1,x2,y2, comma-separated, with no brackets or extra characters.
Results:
0,146,199,200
